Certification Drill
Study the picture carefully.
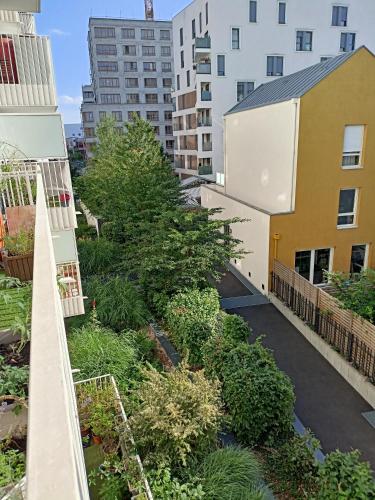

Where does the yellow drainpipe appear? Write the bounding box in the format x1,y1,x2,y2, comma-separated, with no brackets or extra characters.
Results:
273,233,281,261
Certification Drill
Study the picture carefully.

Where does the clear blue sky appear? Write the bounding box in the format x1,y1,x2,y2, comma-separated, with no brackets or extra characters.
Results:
36,0,188,124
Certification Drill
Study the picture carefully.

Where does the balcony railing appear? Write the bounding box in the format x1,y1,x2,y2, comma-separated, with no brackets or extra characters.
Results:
195,36,211,49
196,63,211,74
198,117,212,127
202,141,212,151
198,165,213,175
201,90,212,101
0,34,57,109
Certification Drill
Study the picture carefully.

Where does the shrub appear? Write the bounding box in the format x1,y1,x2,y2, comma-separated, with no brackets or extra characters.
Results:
148,468,204,499
220,312,251,343
165,288,220,365
197,446,267,499
315,450,375,499
4,228,34,256
0,447,25,490
68,318,140,391
204,339,295,446
85,276,149,331
0,355,29,399
266,431,320,497
130,362,222,469
78,238,121,277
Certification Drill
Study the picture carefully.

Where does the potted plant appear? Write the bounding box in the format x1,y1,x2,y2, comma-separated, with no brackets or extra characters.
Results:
3,229,34,282
0,355,29,413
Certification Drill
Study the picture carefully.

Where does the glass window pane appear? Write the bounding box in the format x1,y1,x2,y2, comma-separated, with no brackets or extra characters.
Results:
351,245,366,274
249,1,257,22
339,189,355,213
295,251,311,280
338,215,354,226
278,2,286,24
313,248,330,284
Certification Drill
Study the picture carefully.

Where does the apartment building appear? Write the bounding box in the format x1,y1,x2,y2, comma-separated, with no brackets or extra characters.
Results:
81,17,175,159
202,47,375,293
172,0,375,179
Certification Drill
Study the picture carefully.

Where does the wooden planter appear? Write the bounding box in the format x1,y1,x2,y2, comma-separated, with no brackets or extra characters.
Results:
3,253,34,282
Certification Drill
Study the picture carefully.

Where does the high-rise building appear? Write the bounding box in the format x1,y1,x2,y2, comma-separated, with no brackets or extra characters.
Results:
81,17,174,159
172,0,375,179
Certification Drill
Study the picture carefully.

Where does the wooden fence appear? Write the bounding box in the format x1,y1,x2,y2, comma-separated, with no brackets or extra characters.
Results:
271,260,375,383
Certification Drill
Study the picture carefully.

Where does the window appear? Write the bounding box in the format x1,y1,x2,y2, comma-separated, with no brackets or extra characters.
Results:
180,27,184,46
142,45,155,56
145,93,158,104
122,28,135,39
125,77,138,88
177,75,180,90
147,111,159,121
237,81,255,102
144,62,157,72
296,31,313,51
192,43,195,60
350,245,367,273
338,188,358,227
83,91,94,99
128,111,140,121
160,29,170,40
98,61,118,72
101,94,121,104
0,36,19,84
320,56,332,62
82,111,94,122
163,78,172,88
84,127,95,138
124,45,136,55
217,55,225,76
249,1,257,22
112,111,122,122
199,12,202,33
99,77,119,88
164,93,172,103
162,62,172,72
94,27,115,38
124,61,137,72
96,44,117,55
165,125,173,135
332,6,348,27
205,2,208,24
267,55,283,76
99,111,106,120
144,78,157,88
180,51,185,68
126,93,139,104
161,46,171,56
342,125,364,168
141,28,154,40
278,2,286,24
164,110,172,120
192,19,196,38
340,32,355,52
295,249,332,284
231,28,240,49
153,126,160,135
166,139,174,149
187,70,190,87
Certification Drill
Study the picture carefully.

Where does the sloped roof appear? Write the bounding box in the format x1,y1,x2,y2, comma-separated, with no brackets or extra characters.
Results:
227,46,371,115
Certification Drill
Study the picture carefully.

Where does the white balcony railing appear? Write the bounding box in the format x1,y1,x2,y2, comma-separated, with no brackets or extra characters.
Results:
0,33,57,109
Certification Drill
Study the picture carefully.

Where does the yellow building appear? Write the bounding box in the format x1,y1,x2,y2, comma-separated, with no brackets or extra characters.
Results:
202,46,375,294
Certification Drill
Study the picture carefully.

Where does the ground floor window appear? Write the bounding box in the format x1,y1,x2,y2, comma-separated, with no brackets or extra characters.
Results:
295,248,332,284
350,244,368,274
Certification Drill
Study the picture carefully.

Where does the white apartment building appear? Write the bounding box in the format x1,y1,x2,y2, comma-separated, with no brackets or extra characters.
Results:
172,0,375,179
81,17,175,159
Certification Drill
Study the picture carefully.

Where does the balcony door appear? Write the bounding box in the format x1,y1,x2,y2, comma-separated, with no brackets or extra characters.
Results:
295,248,332,284
350,244,367,274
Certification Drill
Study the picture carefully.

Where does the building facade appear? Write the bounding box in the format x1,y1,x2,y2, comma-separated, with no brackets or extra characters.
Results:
81,17,175,158
202,48,375,293
172,0,375,179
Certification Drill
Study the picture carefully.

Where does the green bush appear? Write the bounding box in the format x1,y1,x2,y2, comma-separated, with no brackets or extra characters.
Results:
68,318,141,391
0,355,29,399
85,276,149,331
130,362,222,469
0,447,25,490
266,431,320,497
148,468,204,499
203,339,295,446
315,450,375,499
78,238,121,277
220,312,251,343
165,288,220,365
197,446,268,499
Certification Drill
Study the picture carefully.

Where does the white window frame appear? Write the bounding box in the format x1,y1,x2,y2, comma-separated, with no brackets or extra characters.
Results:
295,248,333,285
350,243,369,273
296,30,313,52
337,188,358,229
236,80,255,102
332,5,348,27
342,125,364,170
231,27,240,50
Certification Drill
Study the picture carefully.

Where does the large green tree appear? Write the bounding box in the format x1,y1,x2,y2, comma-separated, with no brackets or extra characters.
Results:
78,118,245,310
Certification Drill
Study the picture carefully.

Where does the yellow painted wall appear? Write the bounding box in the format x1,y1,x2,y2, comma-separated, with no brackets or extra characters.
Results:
270,48,375,275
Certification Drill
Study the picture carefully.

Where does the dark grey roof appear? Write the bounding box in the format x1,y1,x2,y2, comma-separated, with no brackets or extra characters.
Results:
227,47,371,115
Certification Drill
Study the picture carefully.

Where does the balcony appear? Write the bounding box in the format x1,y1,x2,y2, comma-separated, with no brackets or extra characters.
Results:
202,141,212,151
198,164,213,176
198,117,212,127
0,34,57,111
195,36,211,50
201,90,212,101
0,0,41,12
82,85,95,103
196,63,211,74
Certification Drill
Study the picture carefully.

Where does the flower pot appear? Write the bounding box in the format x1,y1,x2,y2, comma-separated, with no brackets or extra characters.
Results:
3,253,33,282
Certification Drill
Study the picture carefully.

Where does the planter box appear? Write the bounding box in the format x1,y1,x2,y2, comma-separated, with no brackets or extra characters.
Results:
3,253,33,281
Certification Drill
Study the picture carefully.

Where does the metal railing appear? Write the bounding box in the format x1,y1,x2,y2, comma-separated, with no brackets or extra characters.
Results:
196,62,211,74
198,164,213,175
198,117,212,127
195,36,211,49
202,141,212,151
0,33,57,109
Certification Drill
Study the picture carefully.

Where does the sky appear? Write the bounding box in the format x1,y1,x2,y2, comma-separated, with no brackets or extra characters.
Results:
36,0,188,124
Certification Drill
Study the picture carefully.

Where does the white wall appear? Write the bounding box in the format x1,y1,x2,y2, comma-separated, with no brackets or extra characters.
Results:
173,0,375,174
225,99,299,214
201,184,271,293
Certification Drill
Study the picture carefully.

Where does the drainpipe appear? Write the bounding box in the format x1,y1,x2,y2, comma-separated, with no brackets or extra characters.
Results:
273,233,280,260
